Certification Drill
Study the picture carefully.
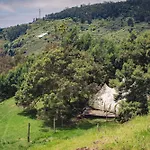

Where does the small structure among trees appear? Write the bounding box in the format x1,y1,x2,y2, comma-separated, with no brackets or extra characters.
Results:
83,84,120,118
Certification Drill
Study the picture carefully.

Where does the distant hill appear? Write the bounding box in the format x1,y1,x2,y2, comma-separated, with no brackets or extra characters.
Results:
0,0,150,58
45,0,150,23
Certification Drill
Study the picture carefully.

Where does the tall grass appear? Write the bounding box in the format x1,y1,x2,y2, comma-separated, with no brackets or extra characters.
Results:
30,116,150,150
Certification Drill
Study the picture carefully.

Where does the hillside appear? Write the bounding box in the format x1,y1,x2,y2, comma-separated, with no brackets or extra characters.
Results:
45,0,150,23
0,0,150,57
30,115,150,150
0,98,49,150
1,0,150,56
0,0,150,149
1,98,150,150
1,18,150,56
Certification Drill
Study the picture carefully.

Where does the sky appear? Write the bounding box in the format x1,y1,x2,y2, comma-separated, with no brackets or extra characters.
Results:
0,0,125,28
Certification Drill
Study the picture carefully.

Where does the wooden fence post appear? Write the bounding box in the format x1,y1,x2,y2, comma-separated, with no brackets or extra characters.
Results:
106,109,108,122
27,123,31,142
97,123,100,132
53,117,56,132
61,117,64,127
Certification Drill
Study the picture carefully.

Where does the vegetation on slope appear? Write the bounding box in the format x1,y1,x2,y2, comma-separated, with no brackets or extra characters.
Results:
0,98,100,150
45,0,150,23
2,24,29,42
1,17,150,56
15,46,104,123
0,0,150,150
1,98,150,150
0,25,150,123
30,114,150,150
0,98,116,150
0,55,34,102
0,0,150,149
0,98,49,150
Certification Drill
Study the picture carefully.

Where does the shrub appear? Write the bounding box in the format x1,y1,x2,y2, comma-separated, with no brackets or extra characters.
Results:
117,101,141,123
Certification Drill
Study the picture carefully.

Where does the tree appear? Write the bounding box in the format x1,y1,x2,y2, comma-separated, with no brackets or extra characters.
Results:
0,55,35,101
3,24,28,42
77,33,92,51
114,60,149,114
15,47,104,123
44,0,150,23
110,32,150,115
89,38,119,81
127,17,134,27
61,27,79,48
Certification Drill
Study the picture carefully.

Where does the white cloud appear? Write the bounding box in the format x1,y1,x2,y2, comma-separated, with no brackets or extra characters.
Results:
0,0,126,27
0,3,15,12
1,0,125,11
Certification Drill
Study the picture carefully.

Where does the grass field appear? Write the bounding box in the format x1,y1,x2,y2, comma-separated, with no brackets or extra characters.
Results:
1,98,150,150
0,98,111,150
0,98,51,150
30,116,150,150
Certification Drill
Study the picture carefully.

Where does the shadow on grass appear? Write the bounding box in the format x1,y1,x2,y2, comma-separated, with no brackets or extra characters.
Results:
40,119,95,133
42,117,115,132
75,118,116,130
18,109,37,119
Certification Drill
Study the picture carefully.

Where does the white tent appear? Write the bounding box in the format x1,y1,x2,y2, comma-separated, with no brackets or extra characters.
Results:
89,84,120,114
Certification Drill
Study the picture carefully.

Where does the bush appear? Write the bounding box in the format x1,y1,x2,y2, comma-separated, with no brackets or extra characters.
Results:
117,101,141,123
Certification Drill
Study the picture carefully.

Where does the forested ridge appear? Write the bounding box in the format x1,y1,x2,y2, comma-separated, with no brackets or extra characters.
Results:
45,0,150,23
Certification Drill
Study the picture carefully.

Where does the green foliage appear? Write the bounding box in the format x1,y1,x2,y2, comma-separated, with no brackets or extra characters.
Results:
77,32,92,51
1,4,150,125
111,31,150,115
89,38,120,81
115,62,149,115
117,101,141,123
15,47,104,123
1,6,150,149
3,24,28,42
45,0,150,23
0,55,35,101
2,16,149,56
127,17,134,27
61,27,79,48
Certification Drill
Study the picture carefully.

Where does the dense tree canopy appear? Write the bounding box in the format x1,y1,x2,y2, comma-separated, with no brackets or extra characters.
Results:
3,24,28,42
3,29,149,123
0,55,34,102
45,0,150,23
15,47,105,121
0,4,150,123
110,31,150,115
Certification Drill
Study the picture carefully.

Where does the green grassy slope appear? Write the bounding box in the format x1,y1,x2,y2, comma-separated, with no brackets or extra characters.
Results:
0,98,51,150
30,115,150,150
1,98,150,150
0,98,113,150
9,19,150,55
12,19,76,55
1,19,150,150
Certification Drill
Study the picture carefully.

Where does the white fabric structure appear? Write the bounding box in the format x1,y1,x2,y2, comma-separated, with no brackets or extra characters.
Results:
37,32,48,38
89,84,120,114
